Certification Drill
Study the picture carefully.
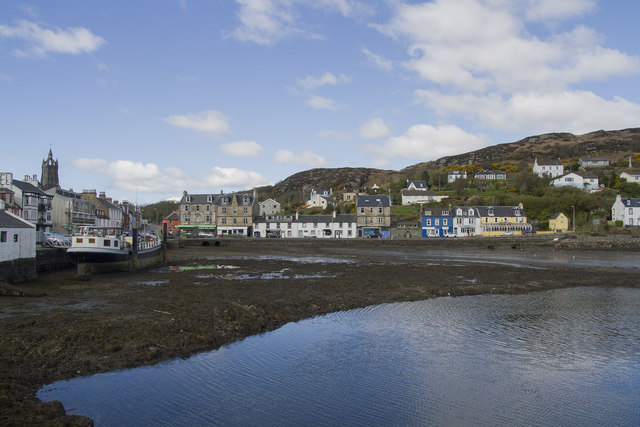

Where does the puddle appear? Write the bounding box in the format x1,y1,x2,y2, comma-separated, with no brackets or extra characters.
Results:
164,265,240,272
133,280,170,286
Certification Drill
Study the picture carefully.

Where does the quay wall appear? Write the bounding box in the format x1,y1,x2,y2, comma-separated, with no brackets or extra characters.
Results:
36,247,74,273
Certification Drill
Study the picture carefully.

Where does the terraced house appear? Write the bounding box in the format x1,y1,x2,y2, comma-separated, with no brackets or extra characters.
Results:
178,191,219,233
216,192,256,236
476,204,532,236
356,195,391,238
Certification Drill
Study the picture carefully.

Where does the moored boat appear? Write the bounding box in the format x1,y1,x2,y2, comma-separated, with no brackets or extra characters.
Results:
67,226,163,275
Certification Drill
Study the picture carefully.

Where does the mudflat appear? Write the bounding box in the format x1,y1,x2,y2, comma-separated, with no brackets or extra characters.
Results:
1,237,639,425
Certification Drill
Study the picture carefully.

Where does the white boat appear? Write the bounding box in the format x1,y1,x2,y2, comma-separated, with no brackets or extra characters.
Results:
67,226,163,275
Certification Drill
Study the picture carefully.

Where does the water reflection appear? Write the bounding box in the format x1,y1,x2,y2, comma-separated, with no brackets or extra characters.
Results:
39,287,640,426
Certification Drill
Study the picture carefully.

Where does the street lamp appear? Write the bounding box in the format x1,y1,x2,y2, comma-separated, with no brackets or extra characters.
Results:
571,205,575,233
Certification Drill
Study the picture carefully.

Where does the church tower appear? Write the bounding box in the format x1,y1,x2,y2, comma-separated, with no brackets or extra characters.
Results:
41,148,60,190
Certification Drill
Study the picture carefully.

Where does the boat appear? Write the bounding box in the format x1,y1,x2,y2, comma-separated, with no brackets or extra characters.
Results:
67,226,164,275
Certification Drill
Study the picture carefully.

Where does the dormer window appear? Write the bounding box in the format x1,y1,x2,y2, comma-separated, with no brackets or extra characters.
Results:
207,195,212,202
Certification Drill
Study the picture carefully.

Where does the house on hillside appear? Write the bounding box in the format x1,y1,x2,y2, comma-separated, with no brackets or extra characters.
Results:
259,198,281,216
0,206,36,283
474,169,506,180
549,212,569,233
551,172,599,190
579,157,609,167
533,158,564,178
7,173,53,241
612,195,640,227
356,195,391,238
401,189,448,205
421,207,453,237
620,171,640,183
307,189,334,209
447,170,467,183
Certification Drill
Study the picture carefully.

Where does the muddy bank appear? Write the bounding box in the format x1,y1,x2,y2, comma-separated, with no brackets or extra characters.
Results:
1,240,639,425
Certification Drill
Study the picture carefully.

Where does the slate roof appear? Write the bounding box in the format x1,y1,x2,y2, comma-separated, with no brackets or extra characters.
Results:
179,193,220,204
536,158,563,165
621,198,640,208
218,194,254,207
422,207,453,217
401,189,437,196
12,179,49,196
164,211,180,221
549,212,566,220
476,205,526,217
407,180,428,189
295,214,356,224
356,195,391,207
0,210,34,228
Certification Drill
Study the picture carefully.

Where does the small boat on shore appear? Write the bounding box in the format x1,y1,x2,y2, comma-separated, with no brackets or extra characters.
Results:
67,226,164,275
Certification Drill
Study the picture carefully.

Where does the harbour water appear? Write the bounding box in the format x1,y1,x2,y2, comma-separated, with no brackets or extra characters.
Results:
39,286,640,426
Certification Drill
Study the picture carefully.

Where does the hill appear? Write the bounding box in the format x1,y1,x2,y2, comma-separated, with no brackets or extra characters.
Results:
255,128,640,202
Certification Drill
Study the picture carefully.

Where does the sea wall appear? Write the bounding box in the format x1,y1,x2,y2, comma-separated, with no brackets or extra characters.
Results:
36,247,74,273
0,257,37,284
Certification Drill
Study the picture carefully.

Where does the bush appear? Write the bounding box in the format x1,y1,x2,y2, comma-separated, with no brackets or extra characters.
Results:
615,220,624,227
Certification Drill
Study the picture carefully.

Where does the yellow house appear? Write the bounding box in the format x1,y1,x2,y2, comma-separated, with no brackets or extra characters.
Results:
477,203,532,236
549,212,569,233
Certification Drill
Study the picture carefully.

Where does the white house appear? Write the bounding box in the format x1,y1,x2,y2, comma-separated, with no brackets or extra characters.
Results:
259,198,281,216
406,180,428,191
533,158,564,178
611,195,640,227
5,173,53,241
307,189,334,209
447,170,467,183
451,206,481,237
474,169,506,180
0,207,36,263
401,190,449,205
551,172,599,190
579,157,609,167
620,171,640,183
254,212,356,238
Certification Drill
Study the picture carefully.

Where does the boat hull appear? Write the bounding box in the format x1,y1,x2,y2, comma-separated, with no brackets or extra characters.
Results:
68,246,164,275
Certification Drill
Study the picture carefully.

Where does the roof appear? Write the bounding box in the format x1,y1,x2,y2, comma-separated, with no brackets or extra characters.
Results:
554,172,598,180
448,170,466,175
422,207,453,217
295,214,356,224
550,212,566,219
0,210,35,228
536,158,563,166
179,193,220,204
164,211,180,221
476,205,526,217
401,189,437,196
475,169,505,175
12,179,49,197
621,198,640,208
259,198,281,206
579,157,609,161
407,180,428,189
621,170,640,176
356,195,391,207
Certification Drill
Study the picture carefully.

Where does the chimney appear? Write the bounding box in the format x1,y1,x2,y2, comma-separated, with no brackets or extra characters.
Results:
183,190,187,198
106,197,112,203
99,191,106,199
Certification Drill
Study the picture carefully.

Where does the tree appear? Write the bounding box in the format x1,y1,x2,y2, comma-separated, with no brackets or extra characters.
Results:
420,169,430,184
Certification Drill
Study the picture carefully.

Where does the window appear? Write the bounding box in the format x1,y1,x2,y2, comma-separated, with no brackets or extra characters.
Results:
243,218,248,225
232,208,237,214
379,208,382,213
221,218,226,224
434,219,439,225
1,231,6,242
103,239,111,247
243,207,248,214
360,208,365,214
426,219,431,226
222,207,227,214
443,219,448,225
233,218,237,224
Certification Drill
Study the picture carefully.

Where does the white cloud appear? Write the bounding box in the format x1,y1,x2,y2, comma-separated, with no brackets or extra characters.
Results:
525,0,596,22
378,0,639,93
318,129,351,139
361,47,393,71
274,149,328,166
366,124,490,161
306,95,344,110
296,72,349,91
72,158,269,194
230,0,371,45
219,140,264,157
163,110,231,138
0,20,105,57
415,89,640,135
360,118,390,139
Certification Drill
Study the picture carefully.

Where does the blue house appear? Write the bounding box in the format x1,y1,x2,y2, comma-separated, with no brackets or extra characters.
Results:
421,207,453,237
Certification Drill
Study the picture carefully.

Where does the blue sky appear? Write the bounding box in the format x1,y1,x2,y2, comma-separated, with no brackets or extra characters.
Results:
1,0,639,204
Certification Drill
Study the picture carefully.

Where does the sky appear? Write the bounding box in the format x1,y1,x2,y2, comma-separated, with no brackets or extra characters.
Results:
1,0,639,204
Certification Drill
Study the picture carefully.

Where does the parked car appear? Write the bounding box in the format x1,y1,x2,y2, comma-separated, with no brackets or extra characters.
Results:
500,231,514,236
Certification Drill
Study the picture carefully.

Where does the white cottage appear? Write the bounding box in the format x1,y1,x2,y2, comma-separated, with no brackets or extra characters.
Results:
551,172,599,190
611,195,640,227
533,158,564,178
0,206,37,282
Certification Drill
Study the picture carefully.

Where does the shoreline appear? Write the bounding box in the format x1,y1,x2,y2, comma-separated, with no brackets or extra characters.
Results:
1,238,639,425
